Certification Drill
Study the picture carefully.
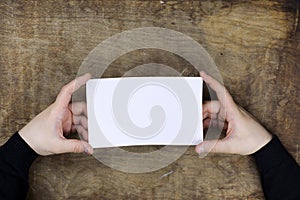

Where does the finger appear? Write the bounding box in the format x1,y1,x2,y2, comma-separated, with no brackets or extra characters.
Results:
75,125,88,141
208,118,221,127
203,118,211,129
69,102,88,116
203,112,218,120
203,118,219,129
203,118,228,130
71,125,77,134
60,139,93,154
203,101,220,115
211,119,219,127
200,71,235,109
72,115,88,130
195,139,230,154
55,73,91,109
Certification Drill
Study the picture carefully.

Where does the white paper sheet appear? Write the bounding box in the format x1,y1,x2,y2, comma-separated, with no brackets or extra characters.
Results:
87,77,203,148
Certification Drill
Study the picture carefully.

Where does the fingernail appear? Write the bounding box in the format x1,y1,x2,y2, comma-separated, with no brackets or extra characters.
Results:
197,146,205,154
200,71,207,76
84,147,89,154
198,152,207,158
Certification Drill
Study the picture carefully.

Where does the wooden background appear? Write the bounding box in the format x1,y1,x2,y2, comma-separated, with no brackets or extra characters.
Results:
0,0,299,199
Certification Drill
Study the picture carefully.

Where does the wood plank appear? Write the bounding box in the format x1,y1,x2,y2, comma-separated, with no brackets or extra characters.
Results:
0,0,299,199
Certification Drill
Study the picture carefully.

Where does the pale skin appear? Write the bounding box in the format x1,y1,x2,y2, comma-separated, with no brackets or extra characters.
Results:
19,72,272,156
195,71,272,155
19,73,93,156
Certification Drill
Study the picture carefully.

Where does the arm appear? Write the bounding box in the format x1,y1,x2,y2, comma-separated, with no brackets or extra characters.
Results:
0,132,38,199
196,71,300,199
0,74,93,199
253,135,300,200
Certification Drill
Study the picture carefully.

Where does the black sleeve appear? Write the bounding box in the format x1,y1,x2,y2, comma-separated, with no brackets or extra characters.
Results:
253,135,300,200
0,132,38,200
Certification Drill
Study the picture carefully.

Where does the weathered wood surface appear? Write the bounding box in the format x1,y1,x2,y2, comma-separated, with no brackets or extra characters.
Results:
0,0,299,199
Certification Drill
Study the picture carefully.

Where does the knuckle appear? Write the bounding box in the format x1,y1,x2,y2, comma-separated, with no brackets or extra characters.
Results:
73,143,82,153
80,101,87,107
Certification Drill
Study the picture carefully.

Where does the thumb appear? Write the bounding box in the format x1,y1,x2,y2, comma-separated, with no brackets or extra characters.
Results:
195,139,229,155
61,139,93,154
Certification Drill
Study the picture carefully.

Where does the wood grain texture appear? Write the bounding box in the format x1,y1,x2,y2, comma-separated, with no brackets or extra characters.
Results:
0,0,299,199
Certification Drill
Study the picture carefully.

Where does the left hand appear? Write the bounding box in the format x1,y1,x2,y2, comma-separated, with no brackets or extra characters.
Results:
19,74,93,156
195,71,272,155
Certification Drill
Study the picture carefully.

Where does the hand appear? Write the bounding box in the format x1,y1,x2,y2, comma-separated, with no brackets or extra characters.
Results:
19,74,93,156
195,71,272,155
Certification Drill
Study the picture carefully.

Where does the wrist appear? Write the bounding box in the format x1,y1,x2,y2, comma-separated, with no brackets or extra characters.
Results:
253,130,272,154
19,125,38,155
1,132,38,174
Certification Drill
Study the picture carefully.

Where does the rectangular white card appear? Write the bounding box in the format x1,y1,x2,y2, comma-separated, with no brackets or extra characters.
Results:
87,77,203,148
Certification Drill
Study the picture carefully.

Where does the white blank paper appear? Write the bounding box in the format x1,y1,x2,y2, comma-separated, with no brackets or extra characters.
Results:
87,77,203,148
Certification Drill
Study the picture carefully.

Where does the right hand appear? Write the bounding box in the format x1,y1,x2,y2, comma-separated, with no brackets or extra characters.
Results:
195,71,272,155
